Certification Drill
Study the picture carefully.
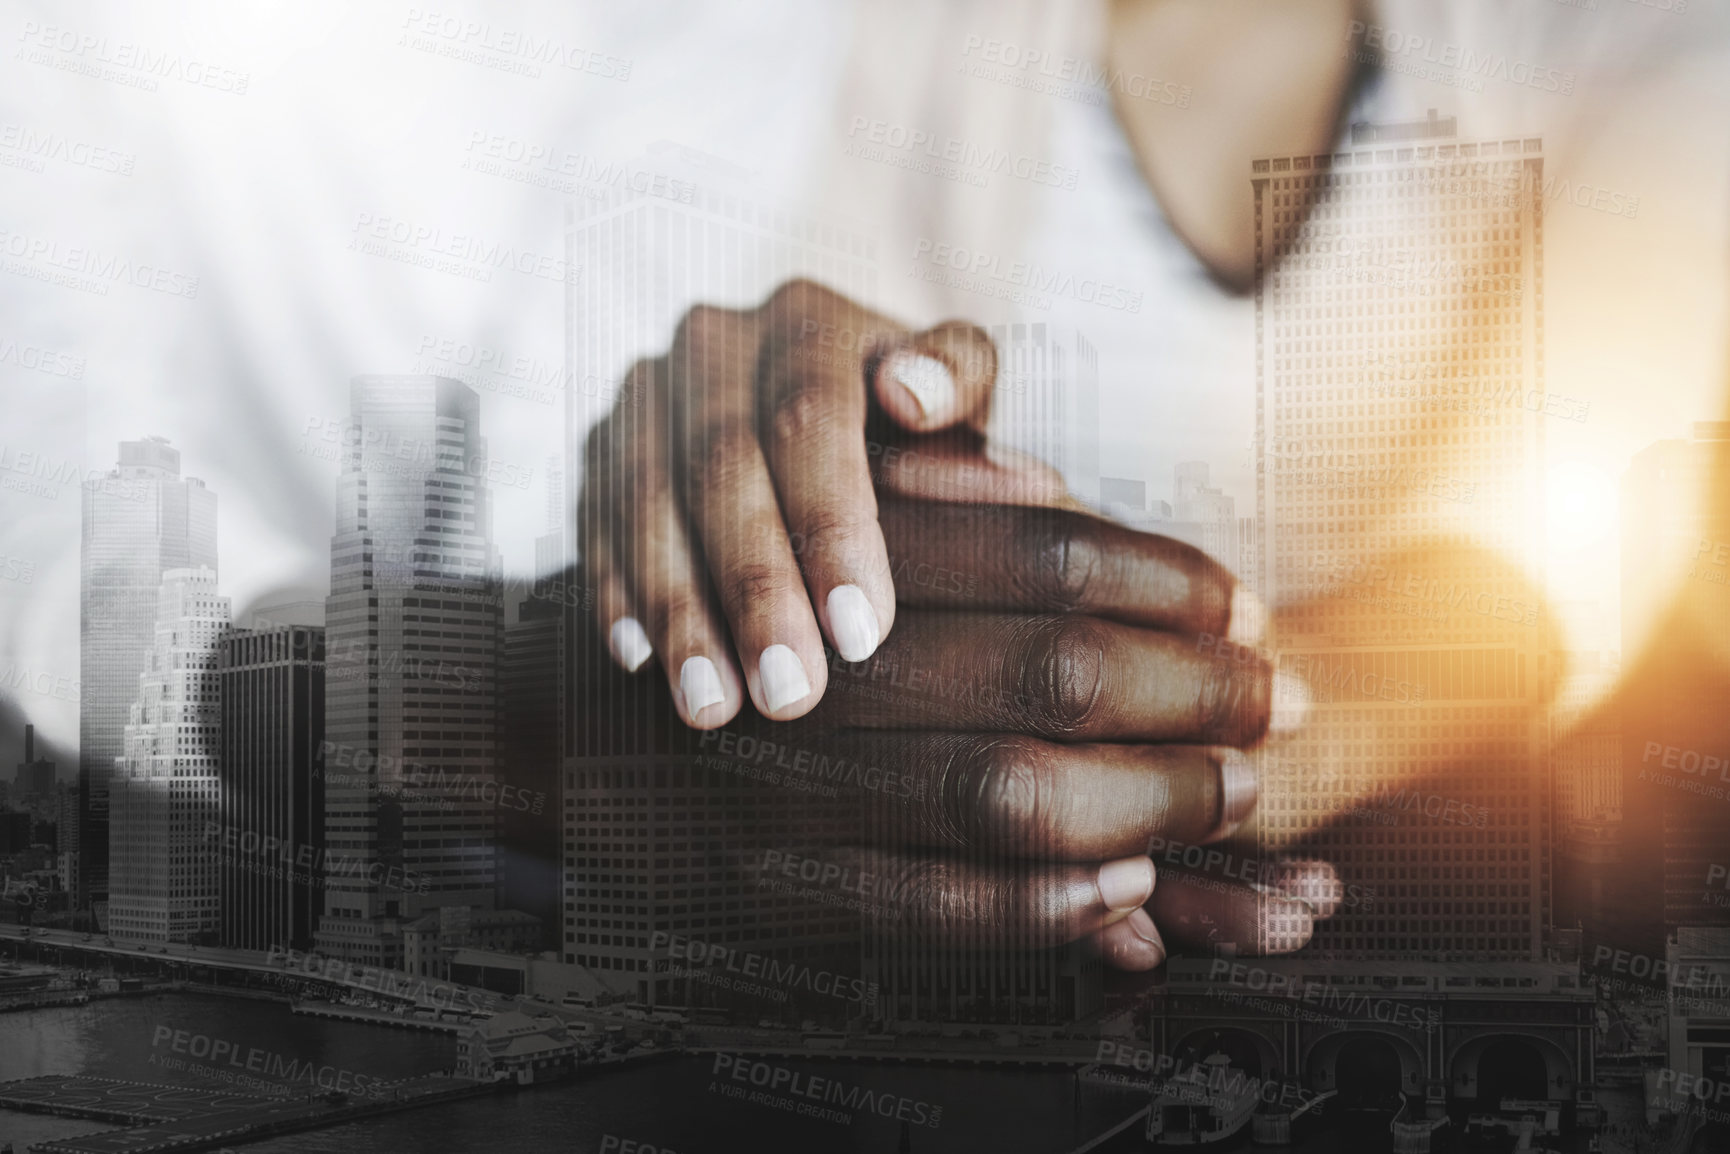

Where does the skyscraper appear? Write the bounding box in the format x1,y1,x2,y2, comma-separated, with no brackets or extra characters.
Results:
314,376,503,968
1617,423,1730,950
500,596,560,948
1553,650,1622,949
1252,115,1551,960
497,463,566,949
80,437,217,910
217,624,326,951
12,724,55,806
107,566,228,944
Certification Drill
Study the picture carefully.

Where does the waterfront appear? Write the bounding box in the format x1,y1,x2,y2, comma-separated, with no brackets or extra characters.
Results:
0,991,1676,1153
0,993,452,1150
0,993,1146,1153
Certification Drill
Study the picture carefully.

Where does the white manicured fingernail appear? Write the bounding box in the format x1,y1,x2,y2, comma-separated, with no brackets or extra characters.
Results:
1270,671,1311,737
1227,588,1267,647
826,585,880,663
758,644,812,713
680,656,725,718
885,352,955,419
610,617,652,672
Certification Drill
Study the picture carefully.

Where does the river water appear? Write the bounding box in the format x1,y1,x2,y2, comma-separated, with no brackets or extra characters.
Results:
0,992,1635,1152
0,993,1142,1153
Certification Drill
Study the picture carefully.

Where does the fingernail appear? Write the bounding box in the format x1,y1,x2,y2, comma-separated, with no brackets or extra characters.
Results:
884,352,955,420
1273,860,1344,918
1210,749,1258,842
1097,856,1155,912
758,644,812,713
1226,587,1266,647
826,585,880,663
1270,670,1311,737
609,617,653,673
1126,907,1164,949
679,656,725,718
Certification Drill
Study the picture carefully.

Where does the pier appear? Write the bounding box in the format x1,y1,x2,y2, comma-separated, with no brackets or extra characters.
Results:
0,1073,493,1154
290,999,467,1033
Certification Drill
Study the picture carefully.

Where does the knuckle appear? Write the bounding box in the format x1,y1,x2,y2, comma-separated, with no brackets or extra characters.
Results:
672,303,738,358
1197,653,1238,737
768,380,844,449
1194,654,1254,742
928,319,997,386
724,565,792,614
865,851,1002,941
974,738,1060,852
791,505,871,569
615,356,659,412
693,418,763,491
764,277,829,321
1022,511,1101,613
1020,617,1106,737
649,583,702,641
1170,546,1232,629
868,854,937,935
926,736,1020,849
582,412,630,483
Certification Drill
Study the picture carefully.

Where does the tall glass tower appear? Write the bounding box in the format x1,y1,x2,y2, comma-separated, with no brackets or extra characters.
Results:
314,376,502,968
80,437,217,911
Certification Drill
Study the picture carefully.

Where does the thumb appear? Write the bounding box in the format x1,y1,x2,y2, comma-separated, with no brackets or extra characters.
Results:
871,319,999,433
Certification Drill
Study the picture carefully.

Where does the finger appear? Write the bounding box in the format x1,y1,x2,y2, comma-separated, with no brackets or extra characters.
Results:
685,418,829,720
1091,907,1167,971
758,289,896,664
1267,857,1345,918
814,732,1256,857
669,297,834,720
1146,871,1317,956
868,428,1073,508
609,363,744,727
580,427,651,674
595,535,651,674
818,612,1288,746
872,319,1000,433
763,846,1155,951
876,498,1240,635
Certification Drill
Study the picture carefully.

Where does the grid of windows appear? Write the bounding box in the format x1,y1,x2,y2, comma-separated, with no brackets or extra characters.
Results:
1253,129,1549,961
108,568,229,944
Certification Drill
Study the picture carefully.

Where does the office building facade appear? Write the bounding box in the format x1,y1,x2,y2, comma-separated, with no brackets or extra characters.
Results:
107,567,228,943
314,376,503,967
217,624,326,951
79,436,217,908
13,724,56,806
1252,115,1552,960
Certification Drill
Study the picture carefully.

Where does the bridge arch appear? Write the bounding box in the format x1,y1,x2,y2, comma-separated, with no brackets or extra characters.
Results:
1302,1030,1426,1099
1448,1032,1575,1105
1168,1025,1283,1084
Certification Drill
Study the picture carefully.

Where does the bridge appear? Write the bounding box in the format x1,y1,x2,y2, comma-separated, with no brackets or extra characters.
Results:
1141,957,1597,1123
0,924,499,1014
0,1073,489,1154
